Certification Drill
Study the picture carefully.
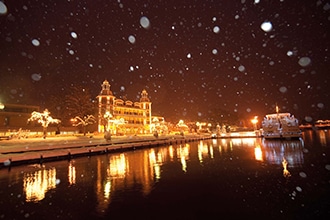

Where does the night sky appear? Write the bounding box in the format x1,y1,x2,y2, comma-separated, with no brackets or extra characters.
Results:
0,0,329,123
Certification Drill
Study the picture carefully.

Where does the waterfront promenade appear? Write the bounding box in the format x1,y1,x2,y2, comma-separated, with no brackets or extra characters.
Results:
0,134,209,168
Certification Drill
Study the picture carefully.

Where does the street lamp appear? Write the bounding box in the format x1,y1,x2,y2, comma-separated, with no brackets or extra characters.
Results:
251,116,258,131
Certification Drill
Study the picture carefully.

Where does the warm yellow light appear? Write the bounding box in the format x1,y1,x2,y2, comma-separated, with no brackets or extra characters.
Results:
104,111,112,119
254,145,263,161
68,162,76,185
282,158,291,177
251,116,258,125
23,168,57,202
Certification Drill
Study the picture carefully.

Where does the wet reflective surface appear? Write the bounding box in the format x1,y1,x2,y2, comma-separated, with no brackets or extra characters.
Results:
1,130,330,219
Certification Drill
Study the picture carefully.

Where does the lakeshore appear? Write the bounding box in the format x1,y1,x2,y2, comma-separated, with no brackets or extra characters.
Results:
0,134,210,168
0,131,263,169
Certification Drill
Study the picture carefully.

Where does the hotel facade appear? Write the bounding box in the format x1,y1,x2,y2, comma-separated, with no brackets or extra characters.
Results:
97,80,164,135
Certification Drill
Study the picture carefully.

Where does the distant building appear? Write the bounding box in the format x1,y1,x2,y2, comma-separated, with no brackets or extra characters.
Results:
0,103,40,131
97,80,159,135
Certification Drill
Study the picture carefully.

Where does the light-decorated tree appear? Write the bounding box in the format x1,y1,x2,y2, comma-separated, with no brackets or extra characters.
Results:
71,115,96,136
28,109,61,139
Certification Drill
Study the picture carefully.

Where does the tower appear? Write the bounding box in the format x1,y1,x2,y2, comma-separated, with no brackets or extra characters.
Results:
96,80,115,132
140,89,152,133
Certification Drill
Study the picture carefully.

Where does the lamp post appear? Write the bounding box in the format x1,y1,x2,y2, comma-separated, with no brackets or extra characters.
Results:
251,116,258,132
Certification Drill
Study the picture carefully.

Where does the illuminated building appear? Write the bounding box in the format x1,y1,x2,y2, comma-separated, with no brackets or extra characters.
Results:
97,80,154,134
0,103,40,132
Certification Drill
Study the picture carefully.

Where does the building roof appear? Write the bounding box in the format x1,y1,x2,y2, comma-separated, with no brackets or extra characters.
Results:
98,80,114,96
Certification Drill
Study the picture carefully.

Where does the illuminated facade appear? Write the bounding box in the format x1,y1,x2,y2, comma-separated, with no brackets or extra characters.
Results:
97,80,153,134
0,103,40,131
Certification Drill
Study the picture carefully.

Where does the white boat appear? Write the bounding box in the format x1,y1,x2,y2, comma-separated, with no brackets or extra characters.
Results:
262,110,301,139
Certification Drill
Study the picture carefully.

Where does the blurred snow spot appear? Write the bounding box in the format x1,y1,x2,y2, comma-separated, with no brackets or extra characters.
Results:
298,57,311,67
187,53,191,58
246,108,251,112
325,164,330,171
55,179,61,185
31,73,42,81
32,39,40,46
3,159,11,166
287,51,293,56
305,116,313,122
69,50,74,55
212,49,218,54
71,32,78,39
317,103,324,109
128,35,136,44
323,3,330,10
0,1,7,14
261,21,273,32
299,172,307,178
213,26,220,33
120,86,125,91
140,16,150,29
296,186,302,192
254,0,260,4
238,65,245,72
279,86,287,93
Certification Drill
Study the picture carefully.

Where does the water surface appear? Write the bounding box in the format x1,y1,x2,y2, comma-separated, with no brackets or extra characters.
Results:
1,130,329,219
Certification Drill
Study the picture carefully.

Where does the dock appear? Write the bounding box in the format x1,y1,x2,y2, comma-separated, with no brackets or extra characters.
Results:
0,131,261,169
0,134,209,168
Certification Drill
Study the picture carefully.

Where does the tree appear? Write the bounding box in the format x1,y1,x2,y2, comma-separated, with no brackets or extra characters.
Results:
71,115,96,136
47,85,96,126
28,109,61,139
65,85,96,121
48,93,67,125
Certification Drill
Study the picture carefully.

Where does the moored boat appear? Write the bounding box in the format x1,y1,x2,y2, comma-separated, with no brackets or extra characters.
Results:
261,107,301,139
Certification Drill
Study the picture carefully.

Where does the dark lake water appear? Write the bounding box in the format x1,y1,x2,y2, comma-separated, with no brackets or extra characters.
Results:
1,130,330,219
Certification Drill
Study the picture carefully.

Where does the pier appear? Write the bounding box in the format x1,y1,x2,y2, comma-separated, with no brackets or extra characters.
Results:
0,131,261,168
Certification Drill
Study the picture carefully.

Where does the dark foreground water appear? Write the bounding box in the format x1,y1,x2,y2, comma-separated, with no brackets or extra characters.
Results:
1,130,330,220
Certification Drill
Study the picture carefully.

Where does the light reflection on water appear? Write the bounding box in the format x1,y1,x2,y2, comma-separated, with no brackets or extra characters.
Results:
20,137,306,204
261,138,305,167
23,166,57,202
0,130,329,219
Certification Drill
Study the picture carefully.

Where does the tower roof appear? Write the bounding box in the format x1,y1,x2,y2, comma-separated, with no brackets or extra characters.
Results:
98,80,113,96
140,89,150,102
